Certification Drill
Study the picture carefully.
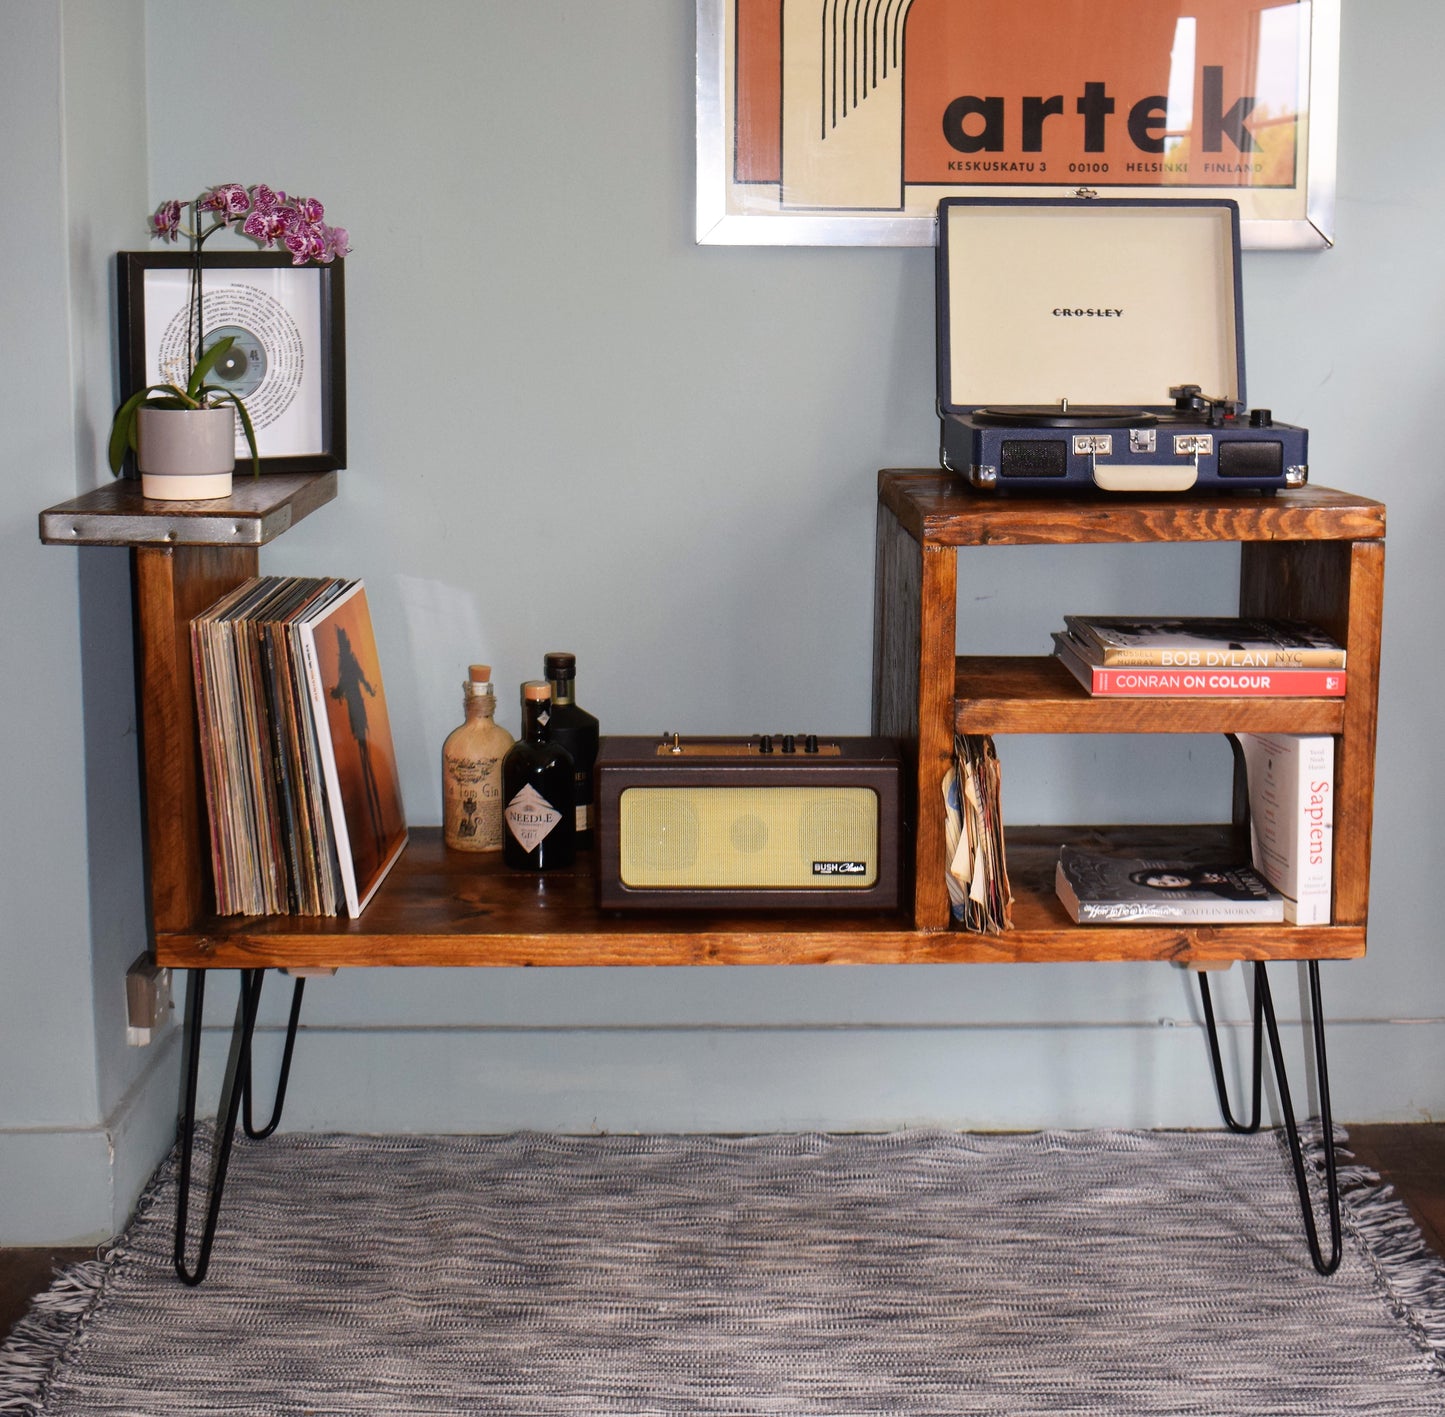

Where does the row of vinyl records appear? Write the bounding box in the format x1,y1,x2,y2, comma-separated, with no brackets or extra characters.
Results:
943,731,1335,933
192,576,408,918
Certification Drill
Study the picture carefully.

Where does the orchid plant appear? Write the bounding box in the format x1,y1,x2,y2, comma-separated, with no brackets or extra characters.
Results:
108,183,351,477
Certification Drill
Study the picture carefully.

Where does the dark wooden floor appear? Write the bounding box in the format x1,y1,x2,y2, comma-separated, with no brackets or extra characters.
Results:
3,1123,1441,1343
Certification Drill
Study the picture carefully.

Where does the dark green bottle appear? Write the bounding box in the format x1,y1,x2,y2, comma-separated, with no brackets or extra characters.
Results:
543,652,600,847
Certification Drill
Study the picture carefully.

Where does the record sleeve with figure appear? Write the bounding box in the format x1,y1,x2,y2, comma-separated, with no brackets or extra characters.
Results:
296,581,408,915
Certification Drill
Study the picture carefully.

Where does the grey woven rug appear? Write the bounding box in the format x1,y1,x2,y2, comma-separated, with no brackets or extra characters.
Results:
4,1129,1445,1415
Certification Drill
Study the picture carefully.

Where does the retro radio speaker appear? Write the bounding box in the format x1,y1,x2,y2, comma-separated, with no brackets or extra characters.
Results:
596,735,902,910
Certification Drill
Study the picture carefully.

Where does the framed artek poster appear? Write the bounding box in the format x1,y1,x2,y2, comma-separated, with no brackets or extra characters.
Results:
117,251,347,474
697,0,1338,249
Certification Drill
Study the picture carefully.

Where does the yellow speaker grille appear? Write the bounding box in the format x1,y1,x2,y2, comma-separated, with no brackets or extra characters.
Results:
618,787,878,889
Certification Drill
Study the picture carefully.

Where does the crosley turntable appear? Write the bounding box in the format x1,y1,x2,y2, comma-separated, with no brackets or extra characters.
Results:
935,196,1307,494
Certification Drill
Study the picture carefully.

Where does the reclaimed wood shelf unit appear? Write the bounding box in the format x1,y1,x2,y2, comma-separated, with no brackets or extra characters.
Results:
41,470,1384,972
40,468,1386,1281
873,469,1386,961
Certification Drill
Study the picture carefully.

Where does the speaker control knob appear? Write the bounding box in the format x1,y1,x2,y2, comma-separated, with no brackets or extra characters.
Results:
758,734,773,754
781,734,796,754
1249,408,1273,427
804,734,819,754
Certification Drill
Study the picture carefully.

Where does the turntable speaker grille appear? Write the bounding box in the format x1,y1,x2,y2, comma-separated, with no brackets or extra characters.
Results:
1001,439,1068,479
1217,440,1284,479
617,786,880,889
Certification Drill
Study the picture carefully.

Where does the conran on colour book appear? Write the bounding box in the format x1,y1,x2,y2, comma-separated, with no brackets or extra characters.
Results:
1052,634,1346,698
1062,616,1345,669
1055,844,1284,924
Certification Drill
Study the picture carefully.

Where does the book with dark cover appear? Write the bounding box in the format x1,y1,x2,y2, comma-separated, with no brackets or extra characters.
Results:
1055,844,1284,923
1061,616,1345,669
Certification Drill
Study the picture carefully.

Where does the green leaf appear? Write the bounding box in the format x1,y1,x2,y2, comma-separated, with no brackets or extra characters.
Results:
107,384,193,474
186,336,236,399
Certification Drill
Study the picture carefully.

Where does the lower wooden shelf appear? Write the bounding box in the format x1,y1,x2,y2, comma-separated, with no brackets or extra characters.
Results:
152,827,1364,971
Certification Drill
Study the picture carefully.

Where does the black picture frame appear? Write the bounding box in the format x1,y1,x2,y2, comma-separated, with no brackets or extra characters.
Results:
116,250,347,476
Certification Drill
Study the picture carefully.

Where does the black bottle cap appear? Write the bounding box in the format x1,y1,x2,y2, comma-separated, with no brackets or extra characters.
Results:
543,652,576,679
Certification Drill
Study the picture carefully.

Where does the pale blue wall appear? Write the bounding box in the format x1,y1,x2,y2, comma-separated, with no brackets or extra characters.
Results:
3,0,1442,1242
0,0,180,1244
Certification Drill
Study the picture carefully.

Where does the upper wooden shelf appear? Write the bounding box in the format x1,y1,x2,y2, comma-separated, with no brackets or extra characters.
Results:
878,471,1387,548
955,656,1348,736
39,472,337,548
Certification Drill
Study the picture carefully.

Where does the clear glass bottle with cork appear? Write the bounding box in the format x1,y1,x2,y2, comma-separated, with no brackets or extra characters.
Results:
441,664,515,851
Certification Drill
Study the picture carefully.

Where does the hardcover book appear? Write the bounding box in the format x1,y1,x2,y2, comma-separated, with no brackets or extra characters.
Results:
1235,733,1334,924
1055,844,1284,924
1053,633,1346,698
1061,616,1345,669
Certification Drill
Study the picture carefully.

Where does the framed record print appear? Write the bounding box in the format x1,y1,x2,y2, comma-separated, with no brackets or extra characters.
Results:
116,251,347,474
698,0,1339,250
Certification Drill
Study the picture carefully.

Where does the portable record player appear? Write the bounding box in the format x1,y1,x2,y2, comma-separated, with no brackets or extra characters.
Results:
935,197,1307,494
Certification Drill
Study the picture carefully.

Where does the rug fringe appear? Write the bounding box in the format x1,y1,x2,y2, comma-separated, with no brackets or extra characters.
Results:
0,1261,113,1415
1304,1126,1445,1377
0,1139,180,1415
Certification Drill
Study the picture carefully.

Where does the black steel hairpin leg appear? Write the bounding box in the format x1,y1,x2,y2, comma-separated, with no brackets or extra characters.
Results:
1199,960,1342,1276
1199,965,1264,1132
174,968,264,1286
242,973,306,1140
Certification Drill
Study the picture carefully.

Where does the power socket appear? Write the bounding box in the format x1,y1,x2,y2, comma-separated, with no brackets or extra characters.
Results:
126,953,173,1045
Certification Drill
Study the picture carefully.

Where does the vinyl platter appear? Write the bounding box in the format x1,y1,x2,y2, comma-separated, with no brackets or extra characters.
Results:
970,404,1160,429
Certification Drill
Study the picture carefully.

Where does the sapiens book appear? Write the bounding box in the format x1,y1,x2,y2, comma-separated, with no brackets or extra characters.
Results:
1235,733,1334,924
295,580,408,916
1061,615,1345,669
1055,844,1284,924
1052,633,1346,698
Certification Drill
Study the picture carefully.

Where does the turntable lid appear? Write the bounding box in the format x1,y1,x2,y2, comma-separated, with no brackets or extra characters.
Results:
936,198,1244,414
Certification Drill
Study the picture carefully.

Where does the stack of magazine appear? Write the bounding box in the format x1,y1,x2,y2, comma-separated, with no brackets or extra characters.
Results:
943,733,1011,934
191,576,407,918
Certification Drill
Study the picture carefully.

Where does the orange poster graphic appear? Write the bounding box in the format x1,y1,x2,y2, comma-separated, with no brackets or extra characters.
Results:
702,0,1335,247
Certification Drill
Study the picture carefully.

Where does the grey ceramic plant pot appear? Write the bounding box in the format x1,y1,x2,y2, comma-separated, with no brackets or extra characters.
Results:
136,405,236,500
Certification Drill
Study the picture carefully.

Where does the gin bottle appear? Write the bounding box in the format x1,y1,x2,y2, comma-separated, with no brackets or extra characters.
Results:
501,681,576,870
